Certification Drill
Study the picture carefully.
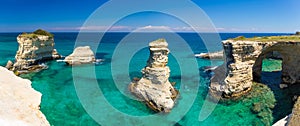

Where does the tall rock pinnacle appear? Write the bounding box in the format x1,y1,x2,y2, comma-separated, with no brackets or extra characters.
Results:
129,38,178,112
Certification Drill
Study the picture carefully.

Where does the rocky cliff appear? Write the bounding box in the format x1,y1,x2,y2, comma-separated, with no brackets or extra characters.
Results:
63,46,96,65
9,31,60,73
129,39,178,112
288,97,300,126
210,36,300,97
0,66,49,125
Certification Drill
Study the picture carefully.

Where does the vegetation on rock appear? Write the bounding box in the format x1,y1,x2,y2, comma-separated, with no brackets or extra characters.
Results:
231,35,300,42
20,29,54,38
33,29,54,37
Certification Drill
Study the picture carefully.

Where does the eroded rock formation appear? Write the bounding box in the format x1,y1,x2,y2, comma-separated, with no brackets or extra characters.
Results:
11,31,61,73
210,39,300,97
129,39,178,112
195,50,223,59
0,66,49,125
288,97,300,126
63,46,96,65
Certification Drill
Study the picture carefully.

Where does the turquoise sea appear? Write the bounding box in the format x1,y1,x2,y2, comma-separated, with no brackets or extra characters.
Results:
0,32,297,126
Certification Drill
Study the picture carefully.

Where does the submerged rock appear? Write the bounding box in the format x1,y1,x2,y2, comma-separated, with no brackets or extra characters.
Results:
11,30,61,74
129,38,178,112
0,66,49,125
63,46,96,65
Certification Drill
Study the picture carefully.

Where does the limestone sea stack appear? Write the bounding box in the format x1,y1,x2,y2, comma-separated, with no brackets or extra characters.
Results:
129,39,178,112
0,66,49,125
11,29,61,73
210,35,300,98
64,46,96,65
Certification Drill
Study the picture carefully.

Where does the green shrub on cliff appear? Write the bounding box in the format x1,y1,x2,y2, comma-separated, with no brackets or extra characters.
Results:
20,29,54,39
296,31,300,35
33,29,54,38
231,35,300,42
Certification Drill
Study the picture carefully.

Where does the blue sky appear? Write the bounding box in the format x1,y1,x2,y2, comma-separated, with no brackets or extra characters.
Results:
0,0,299,33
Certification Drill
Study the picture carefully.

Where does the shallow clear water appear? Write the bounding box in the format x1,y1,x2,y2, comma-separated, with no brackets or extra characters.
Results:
0,32,295,126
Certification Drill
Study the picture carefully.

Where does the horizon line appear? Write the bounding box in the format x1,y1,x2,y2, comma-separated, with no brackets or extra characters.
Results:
0,31,294,34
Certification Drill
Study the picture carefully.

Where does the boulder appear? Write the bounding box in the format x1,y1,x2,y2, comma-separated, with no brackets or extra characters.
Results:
129,39,178,112
5,60,13,70
64,46,96,65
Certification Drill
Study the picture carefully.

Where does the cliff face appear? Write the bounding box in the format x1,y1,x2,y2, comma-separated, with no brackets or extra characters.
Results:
11,34,60,72
210,40,300,97
288,97,300,126
0,66,49,125
129,39,178,112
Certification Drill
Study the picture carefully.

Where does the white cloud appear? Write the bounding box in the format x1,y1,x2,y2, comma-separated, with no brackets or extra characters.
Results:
134,25,172,32
49,25,260,33
78,25,133,31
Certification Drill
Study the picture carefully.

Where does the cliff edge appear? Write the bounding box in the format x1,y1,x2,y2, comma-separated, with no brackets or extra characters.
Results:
0,66,49,125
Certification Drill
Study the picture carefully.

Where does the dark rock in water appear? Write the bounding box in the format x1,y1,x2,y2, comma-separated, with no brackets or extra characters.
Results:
251,102,262,113
199,66,217,79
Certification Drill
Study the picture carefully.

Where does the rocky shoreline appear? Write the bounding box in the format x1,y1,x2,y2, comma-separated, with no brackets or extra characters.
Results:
0,66,49,125
273,97,300,126
195,51,223,59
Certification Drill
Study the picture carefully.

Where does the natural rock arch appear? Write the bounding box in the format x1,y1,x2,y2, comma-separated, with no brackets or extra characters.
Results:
252,44,284,83
210,40,300,97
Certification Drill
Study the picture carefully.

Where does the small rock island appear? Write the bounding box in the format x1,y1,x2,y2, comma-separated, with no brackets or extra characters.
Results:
63,46,96,65
7,29,61,74
129,39,178,112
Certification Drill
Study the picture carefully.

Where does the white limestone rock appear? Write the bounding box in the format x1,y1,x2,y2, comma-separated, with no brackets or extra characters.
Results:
64,46,96,65
210,39,300,98
129,39,178,112
12,33,61,73
0,66,49,126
